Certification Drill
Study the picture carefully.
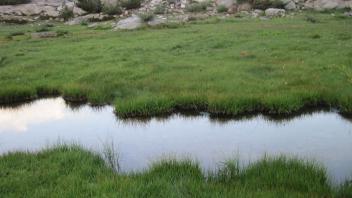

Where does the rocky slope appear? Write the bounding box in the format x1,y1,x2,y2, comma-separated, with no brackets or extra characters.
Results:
0,0,351,24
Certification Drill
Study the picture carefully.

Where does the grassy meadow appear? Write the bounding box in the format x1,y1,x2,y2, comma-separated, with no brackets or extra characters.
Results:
0,145,351,197
0,12,351,117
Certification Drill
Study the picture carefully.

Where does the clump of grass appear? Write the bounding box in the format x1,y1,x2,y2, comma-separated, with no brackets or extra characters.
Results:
337,180,352,198
59,6,74,21
0,56,7,67
153,3,166,14
305,15,319,23
101,141,120,171
212,159,241,182
0,86,36,103
76,0,102,13
80,20,89,26
186,2,209,13
216,5,228,13
56,29,69,37
121,0,143,10
139,12,155,22
102,3,122,15
6,31,25,39
252,0,285,10
0,0,29,5
146,158,203,180
310,34,321,39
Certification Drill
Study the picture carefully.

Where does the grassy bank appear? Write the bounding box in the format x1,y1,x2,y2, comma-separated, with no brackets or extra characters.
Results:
0,145,351,197
0,12,351,116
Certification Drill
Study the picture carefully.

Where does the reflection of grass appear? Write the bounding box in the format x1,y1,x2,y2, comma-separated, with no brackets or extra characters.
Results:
0,145,351,197
0,12,351,116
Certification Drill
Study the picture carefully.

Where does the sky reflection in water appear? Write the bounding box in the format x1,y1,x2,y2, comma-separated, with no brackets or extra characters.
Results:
0,98,351,183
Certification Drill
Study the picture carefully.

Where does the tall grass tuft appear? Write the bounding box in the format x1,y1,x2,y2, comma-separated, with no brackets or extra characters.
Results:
121,0,143,10
101,141,120,172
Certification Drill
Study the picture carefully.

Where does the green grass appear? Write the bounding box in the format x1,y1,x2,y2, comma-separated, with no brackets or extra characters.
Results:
0,145,351,197
0,12,351,117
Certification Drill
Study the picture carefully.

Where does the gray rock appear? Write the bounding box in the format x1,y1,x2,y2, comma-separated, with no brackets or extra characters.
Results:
285,1,297,10
265,8,286,17
237,3,252,11
147,15,167,26
251,9,264,17
114,15,142,30
42,6,60,17
345,11,352,17
31,31,58,39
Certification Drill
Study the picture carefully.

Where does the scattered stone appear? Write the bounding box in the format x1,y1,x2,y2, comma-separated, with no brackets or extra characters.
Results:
265,8,286,17
114,15,142,30
345,11,352,17
87,23,99,28
252,9,264,17
31,31,57,39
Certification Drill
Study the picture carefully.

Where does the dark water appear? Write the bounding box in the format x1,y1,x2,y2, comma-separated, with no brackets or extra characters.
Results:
0,98,352,183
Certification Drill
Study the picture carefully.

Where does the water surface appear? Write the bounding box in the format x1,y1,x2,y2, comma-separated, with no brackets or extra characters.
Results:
0,98,351,183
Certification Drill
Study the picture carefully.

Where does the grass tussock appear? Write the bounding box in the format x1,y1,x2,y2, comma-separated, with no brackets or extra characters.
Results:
76,0,102,13
0,12,351,116
0,145,350,197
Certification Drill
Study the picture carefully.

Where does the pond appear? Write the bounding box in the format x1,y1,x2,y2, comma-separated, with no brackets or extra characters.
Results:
0,97,351,183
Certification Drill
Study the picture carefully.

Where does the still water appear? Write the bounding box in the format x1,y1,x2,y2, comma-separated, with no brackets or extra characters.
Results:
0,98,351,183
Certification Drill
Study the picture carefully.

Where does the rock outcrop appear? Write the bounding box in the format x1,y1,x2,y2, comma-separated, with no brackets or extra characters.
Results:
113,14,142,30
0,0,86,23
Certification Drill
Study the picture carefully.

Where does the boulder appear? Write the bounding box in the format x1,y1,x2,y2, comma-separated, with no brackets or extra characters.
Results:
216,0,233,8
265,8,286,17
237,2,252,11
114,15,142,30
284,1,297,10
345,11,352,17
31,31,58,39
